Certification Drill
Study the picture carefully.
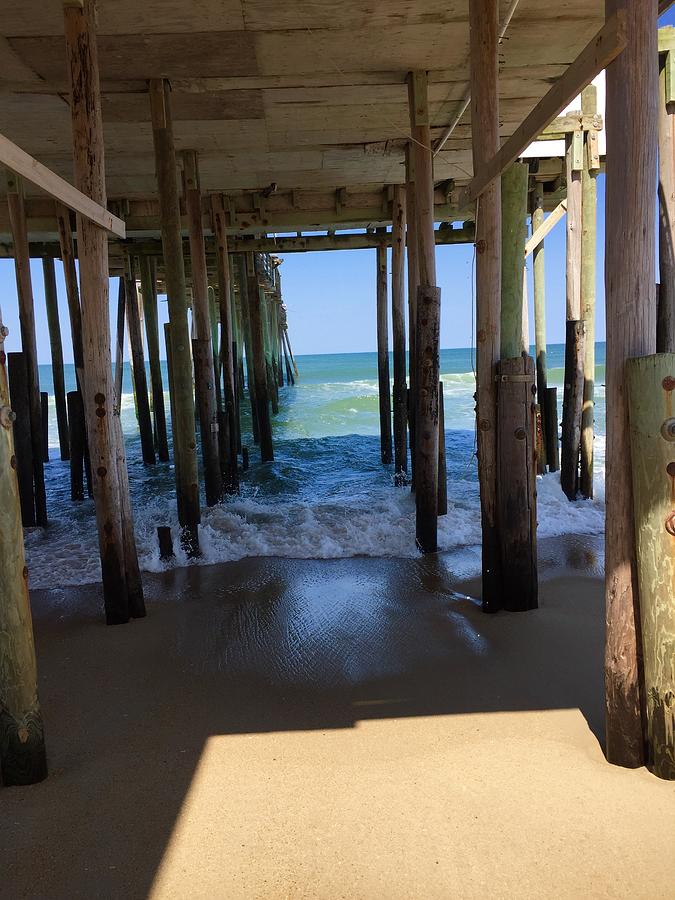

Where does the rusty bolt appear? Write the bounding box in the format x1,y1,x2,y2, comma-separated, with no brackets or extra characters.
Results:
476,329,486,343
94,392,105,405
667,461,675,477
663,376,675,392
515,427,527,441
661,419,675,442
666,512,675,538
10,455,16,469
95,408,106,418
479,418,491,432
476,239,487,255
97,466,107,477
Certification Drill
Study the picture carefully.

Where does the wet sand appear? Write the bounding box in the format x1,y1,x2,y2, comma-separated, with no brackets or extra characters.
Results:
2,536,674,899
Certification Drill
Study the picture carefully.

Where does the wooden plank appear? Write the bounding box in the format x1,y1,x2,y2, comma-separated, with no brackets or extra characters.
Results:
0,132,125,237
459,13,627,204
525,199,567,258
604,0,657,770
626,353,675,780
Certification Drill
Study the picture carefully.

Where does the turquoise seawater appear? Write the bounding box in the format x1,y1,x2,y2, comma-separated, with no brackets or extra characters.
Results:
27,344,606,587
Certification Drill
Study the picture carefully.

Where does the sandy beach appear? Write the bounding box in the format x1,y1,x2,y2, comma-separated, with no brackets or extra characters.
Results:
2,535,674,899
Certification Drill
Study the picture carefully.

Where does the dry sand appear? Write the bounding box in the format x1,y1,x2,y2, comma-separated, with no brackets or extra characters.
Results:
1,537,674,899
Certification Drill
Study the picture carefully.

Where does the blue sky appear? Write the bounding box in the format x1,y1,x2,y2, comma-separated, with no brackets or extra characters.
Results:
2,9,672,363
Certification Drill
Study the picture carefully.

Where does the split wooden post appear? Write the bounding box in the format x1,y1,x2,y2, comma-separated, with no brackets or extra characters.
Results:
124,256,155,465
497,356,538,610
561,120,584,497
138,256,169,462
501,163,529,358
408,71,439,551
376,237,392,465
580,86,599,499
658,51,675,353
469,0,502,610
211,194,239,493
246,253,274,462
6,172,47,527
64,0,145,622
391,185,408,480
149,78,200,553
183,150,222,506
42,256,69,461
0,313,48,786
627,354,675,780
405,145,418,487
560,320,586,500
604,0,658,769
531,184,548,471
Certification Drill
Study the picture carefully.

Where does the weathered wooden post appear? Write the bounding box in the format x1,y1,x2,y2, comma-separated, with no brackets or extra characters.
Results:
149,78,200,553
183,150,222,506
437,380,447,516
64,0,145,622
405,145,418,487
42,256,69,461
67,390,85,501
561,119,584,498
604,0,657,768
55,204,85,391
544,386,560,472
561,320,586,500
211,194,239,492
659,47,675,354
113,276,125,412
0,313,48,785
580,85,599,499
531,184,548,471
124,256,155,465
7,353,35,525
469,0,502,610
239,256,260,444
246,253,274,462
499,161,538,611
627,354,675,780
376,236,392,465
40,393,49,462
138,256,169,462
6,171,47,527
408,70,439,552
391,185,408,481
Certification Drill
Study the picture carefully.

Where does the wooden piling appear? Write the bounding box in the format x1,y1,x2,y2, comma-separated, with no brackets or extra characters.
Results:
245,254,274,462
6,171,47,527
124,257,155,466
414,285,441,553
42,256,69,461
604,0,657,769
437,380,447,516
376,239,392,465
501,162,529,358
561,320,586,500
40,392,48,462
391,184,408,480
149,78,200,552
497,356,538,611
0,313,48,786
469,0,502,611
659,53,675,353
531,184,548,471
67,390,85,501
627,353,675,780
157,526,174,560
405,145,418,486
183,150,222,506
113,275,125,412
7,352,35,525
55,204,85,391
64,0,144,622
138,256,169,462
580,85,598,499
544,387,560,473
211,194,239,493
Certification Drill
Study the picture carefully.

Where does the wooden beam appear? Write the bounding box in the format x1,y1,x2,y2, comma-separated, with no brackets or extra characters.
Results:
459,12,627,205
524,200,567,257
391,185,408,480
604,0,657,770
0,132,125,238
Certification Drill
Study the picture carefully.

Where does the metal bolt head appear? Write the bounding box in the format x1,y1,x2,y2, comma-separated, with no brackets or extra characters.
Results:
0,405,16,428
661,418,675,442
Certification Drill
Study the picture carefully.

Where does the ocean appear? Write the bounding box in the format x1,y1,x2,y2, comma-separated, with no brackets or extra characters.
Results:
25,344,606,588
